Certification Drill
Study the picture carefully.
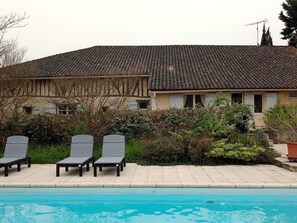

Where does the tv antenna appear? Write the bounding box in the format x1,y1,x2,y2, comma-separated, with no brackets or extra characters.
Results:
245,19,268,45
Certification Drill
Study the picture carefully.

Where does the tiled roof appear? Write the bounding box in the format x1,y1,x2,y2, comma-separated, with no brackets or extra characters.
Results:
19,45,297,90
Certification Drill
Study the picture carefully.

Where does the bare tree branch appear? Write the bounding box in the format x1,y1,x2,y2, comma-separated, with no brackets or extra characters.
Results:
0,13,30,123
0,13,28,67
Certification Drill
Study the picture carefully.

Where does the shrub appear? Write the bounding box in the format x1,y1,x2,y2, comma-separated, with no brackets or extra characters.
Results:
149,108,204,134
107,110,153,141
264,104,297,142
140,136,184,164
193,95,252,137
223,130,278,164
206,140,265,163
192,110,235,139
0,119,25,149
227,132,264,147
188,134,214,164
223,103,252,133
24,114,76,144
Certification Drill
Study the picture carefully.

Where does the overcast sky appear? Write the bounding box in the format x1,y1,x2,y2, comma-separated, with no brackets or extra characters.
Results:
2,0,288,61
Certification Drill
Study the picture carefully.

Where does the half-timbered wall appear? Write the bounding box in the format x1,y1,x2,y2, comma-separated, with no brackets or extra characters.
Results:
16,76,149,98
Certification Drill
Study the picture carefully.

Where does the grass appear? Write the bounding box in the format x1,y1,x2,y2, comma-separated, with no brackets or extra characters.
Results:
23,141,143,164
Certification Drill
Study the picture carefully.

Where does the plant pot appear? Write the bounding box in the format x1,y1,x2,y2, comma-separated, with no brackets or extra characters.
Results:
287,142,297,161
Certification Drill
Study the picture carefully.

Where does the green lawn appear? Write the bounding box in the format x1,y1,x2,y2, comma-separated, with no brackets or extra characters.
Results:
20,141,142,164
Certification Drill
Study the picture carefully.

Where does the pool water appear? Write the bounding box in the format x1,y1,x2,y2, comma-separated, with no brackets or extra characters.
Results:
0,188,297,223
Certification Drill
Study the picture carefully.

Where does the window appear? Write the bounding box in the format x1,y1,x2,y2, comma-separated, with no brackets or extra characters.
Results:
184,95,204,108
254,94,263,113
57,104,78,115
137,100,150,109
289,92,297,98
23,106,32,115
184,95,193,108
231,93,243,104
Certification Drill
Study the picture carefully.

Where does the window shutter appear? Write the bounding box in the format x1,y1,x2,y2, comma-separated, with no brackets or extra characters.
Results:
244,93,254,113
32,107,41,114
46,104,57,114
169,94,183,108
205,93,217,106
128,102,138,110
265,93,277,110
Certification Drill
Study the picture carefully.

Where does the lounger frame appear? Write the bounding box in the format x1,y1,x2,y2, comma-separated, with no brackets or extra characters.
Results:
0,136,30,177
94,134,126,177
56,135,94,177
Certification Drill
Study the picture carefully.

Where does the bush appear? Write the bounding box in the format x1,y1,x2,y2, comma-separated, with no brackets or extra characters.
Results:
264,104,297,142
191,96,252,138
223,103,252,133
140,136,184,164
107,110,153,141
192,110,235,139
188,134,214,164
0,119,25,149
24,114,76,144
206,140,265,163
149,108,204,134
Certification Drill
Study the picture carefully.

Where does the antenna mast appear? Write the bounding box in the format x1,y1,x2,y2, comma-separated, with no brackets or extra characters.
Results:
245,19,268,45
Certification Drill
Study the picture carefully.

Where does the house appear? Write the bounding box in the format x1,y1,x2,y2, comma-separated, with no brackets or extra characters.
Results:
1,45,297,127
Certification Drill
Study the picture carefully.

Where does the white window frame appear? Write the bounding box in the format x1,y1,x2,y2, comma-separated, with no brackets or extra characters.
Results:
184,94,205,108
57,104,78,115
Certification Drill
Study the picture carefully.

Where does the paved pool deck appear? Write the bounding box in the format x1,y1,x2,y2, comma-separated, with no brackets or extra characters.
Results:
1,144,296,189
1,163,297,188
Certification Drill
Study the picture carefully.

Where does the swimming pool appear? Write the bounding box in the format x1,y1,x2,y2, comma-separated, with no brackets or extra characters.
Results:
0,188,297,223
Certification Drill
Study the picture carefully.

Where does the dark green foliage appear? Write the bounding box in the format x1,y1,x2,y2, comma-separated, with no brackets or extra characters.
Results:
192,96,252,138
260,24,273,46
227,133,268,148
0,94,270,165
227,130,278,164
279,0,297,46
256,146,280,164
192,111,235,139
188,134,214,164
0,119,25,149
140,136,184,164
224,103,252,133
149,108,204,134
107,110,153,141
24,114,76,144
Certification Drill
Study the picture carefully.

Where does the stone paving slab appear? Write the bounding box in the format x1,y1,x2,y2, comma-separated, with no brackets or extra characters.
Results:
273,144,297,172
0,164,297,188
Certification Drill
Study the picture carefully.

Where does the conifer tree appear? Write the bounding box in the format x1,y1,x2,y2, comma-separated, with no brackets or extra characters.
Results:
279,0,297,46
260,24,273,46
266,27,273,45
261,24,268,45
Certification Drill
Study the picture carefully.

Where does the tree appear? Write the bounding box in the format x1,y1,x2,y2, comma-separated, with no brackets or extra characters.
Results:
260,24,273,46
279,0,297,47
0,13,28,67
0,13,30,147
51,74,142,138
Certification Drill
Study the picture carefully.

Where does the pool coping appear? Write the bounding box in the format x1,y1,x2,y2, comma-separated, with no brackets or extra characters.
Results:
1,183,297,189
1,163,297,189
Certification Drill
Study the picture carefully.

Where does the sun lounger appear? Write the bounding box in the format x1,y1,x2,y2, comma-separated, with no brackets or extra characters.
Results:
94,134,125,177
56,135,94,177
0,136,30,177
